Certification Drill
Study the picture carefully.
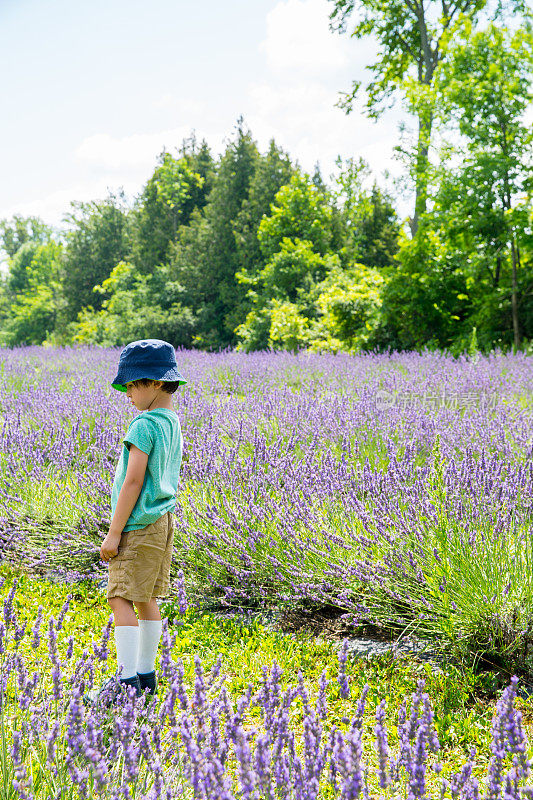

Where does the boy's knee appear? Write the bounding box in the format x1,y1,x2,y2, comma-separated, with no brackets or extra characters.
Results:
108,596,133,608
133,599,153,610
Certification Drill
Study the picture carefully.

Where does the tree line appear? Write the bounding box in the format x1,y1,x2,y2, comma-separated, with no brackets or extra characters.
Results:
0,8,531,356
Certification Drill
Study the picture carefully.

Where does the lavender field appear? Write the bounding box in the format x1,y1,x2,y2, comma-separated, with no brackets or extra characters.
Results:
1,345,533,799
1,345,532,667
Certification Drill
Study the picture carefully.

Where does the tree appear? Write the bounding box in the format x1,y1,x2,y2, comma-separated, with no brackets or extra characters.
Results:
310,262,386,352
236,169,354,352
435,22,533,349
260,238,331,304
233,139,295,281
0,215,54,257
370,227,471,351
61,191,130,323
169,120,260,349
352,185,400,270
331,156,400,269
269,301,311,353
5,241,41,296
257,173,335,259
130,136,214,274
67,260,196,347
327,0,518,236
1,240,66,346
236,245,341,352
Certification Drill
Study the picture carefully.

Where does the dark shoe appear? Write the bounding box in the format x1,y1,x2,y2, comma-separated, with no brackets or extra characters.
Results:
84,674,142,708
137,670,157,696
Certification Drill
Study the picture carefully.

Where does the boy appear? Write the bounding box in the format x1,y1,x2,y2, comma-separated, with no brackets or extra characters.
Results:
88,339,186,706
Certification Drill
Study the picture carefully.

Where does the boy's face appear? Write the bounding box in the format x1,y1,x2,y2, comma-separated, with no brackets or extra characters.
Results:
125,380,163,411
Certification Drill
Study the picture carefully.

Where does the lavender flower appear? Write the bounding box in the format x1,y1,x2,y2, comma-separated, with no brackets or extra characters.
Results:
337,639,350,699
30,606,43,650
176,568,189,614
375,700,390,789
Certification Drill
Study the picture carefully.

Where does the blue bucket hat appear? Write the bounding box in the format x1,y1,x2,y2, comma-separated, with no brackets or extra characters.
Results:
111,339,187,392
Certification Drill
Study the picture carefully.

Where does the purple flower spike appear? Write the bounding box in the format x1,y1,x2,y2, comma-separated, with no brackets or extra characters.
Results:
12,729,33,800
352,685,369,732
235,725,258,800
56,594,72,630
3,580,17,631
316,669,329,720
176,569,188,614
338,639,350,699
93,615,113,662
47,617,58,664
30,606,43,650
375,699,390,788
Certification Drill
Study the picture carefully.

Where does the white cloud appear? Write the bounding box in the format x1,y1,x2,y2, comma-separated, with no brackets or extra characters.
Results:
74,128,194,170
247,80,404,182
0,179,141,229
249,0,411,218
152,94,206,117
261,0,350,73
74,125,227,174
0,1,413,229
3,123,230,228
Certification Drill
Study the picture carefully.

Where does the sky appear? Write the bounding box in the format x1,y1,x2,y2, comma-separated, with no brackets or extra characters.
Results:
0,0,411,232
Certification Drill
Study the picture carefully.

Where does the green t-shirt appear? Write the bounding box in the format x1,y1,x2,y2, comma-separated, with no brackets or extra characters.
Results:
111,408,183,531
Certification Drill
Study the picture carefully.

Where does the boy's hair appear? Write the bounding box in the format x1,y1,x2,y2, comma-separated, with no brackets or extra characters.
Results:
129,378,181,395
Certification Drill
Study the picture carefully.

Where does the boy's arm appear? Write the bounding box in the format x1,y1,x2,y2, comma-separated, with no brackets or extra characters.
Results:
100,445,149,562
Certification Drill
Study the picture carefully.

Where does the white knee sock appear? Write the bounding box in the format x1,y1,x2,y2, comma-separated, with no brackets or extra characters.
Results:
114,626,139,680
137,620,163,674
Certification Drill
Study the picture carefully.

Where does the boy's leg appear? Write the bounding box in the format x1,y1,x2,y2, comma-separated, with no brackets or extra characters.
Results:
108,596,139,680
108,596,138,625
134,598,161,621
133,598,162,675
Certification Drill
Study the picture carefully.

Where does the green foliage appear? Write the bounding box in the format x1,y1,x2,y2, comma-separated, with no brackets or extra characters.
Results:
129,136,214,275
61,191,130,323
258,173,334,259
0,214,55,258
268,300,311,352
237,253,385,355
260,238,330,303
67,261,196,347
5,240,40,296
331,156,400,270
1,241,66,346
236,174,352,353
234,305,273,352
350,185,400,270
233,139,295,279
432,21,533,350
310,262,386,352
372,226,471,352
170,121,260,349
327,0,495,233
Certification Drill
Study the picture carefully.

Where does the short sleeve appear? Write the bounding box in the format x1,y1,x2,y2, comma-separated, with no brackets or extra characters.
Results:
124,417,154,455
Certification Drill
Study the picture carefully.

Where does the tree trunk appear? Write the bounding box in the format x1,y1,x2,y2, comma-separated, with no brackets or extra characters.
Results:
409,109,433,237
409,1,434,238
503,159,520,349
511,235,520,350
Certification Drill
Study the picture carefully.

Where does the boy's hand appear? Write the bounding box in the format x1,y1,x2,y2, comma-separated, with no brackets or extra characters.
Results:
100,531,122,562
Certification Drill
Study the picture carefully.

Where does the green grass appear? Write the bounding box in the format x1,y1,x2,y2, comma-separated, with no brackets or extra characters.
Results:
12,468,91,528
1,561,531,766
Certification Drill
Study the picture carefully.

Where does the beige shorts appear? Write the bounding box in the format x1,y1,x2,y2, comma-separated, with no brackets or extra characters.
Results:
107,510,174,603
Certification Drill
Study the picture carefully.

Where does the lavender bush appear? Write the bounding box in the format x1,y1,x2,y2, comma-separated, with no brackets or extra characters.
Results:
1,578,532,800
0,346,532,667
